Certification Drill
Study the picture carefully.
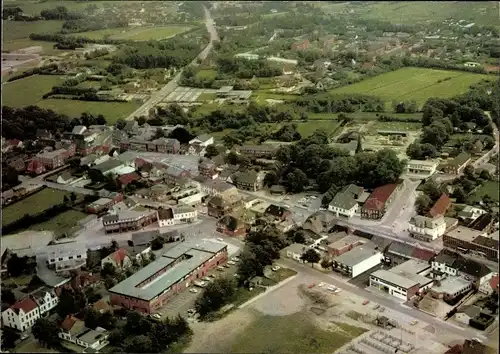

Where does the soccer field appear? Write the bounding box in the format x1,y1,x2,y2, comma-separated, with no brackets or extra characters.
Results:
329,67,490,108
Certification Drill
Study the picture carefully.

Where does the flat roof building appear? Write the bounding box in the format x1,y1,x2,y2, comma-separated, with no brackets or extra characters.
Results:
332,243,382,278
443,226,498,261
109,240,227,314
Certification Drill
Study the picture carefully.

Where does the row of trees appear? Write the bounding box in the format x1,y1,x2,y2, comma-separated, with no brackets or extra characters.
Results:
216,57,282,79
40,6,82,20
295,94,385,114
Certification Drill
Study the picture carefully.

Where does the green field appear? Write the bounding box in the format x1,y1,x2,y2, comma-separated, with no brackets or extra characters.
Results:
2,75,63,107
3,20,63,42
368,121,422,134
469,181,500,203
329,68,490,108
308,112,422,121
37,99,141,123
27,210,87,233
197,69,217,80
2,188,68,226
68,25,193,41
227,312,366,353
296,121,341,138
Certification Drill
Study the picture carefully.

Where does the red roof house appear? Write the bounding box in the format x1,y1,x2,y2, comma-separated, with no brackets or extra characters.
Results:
26,159,46,175
361,183,400,219
118,172,141,186
60,315,79,331
411,247,436,262
101,248,131,269
428,193,451,218
7,139,23,148
11,297,39,314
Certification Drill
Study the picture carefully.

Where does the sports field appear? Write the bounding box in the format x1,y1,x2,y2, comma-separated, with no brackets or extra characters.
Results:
68,25,193,41
329,67,489,108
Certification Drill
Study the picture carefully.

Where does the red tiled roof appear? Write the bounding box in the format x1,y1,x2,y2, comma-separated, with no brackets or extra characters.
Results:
445,344,463,354
7,139,21,146
60,315,78,331
27,160,45,172
135,158,148,168
110,248,128,265
11,297,38,314
363,184,398,211
411,247,435,262
490,275,499,292
428,194,451,218
118,172,140,186
93,299,113,313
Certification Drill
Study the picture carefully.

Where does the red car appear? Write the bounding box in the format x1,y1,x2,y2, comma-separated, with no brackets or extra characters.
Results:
308,283,315,288
362,300,370,305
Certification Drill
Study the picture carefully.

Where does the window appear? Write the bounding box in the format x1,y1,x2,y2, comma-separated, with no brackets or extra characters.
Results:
58,257,63,261
77,255,82,258
69,256,73,259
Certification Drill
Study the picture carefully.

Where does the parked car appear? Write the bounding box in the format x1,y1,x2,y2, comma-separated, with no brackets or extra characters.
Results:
217,266,224,271
327,285,336,292
189,288,199,293
202,276,211,282
318,282,325,287
231,257,240,262
228,261,236,265
217,238,224,242
150,314,161,320
271,265,281,272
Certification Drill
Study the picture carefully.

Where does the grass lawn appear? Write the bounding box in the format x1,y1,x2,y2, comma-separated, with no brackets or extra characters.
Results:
228,312,366,353
68,25,193,41
3,20,63,41
2,75,63,107
197,92,217,101
253,89,299,105
468,181,500,203
27,210,88,232
2,275,32,287
2,38,65,56
14,337,60,353
2,188,68,226
37,99,141,123
367,121,422,134
329,67,490,108
197,69,217,80
296,121,342,138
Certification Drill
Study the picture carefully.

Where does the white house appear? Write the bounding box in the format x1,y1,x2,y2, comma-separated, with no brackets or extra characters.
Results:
158,208,175,227
59,315,109,351
408,215,447,242
2,297,40,331
432,250,494,286
332,244,382,278
32,289,59,315
405,160,438,178
101,248,132,270
328,192,358,218
46,242,87,273
173,205,198,223
284,243,307,263
56,172,75,185
189,134,214,148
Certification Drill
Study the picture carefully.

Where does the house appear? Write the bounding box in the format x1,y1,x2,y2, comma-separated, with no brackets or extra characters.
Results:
93,299,114,314
123,245,152,263
284,243,308,262
92,159,125,177
26,159,46,175
2,297,40,331
428,193,451,218
46,243,88,273
6,139,23,150
35,149,67,169
291,39,309,51
236,144,279,159
264,204,291,222
198,159,218,179
327,235,364,257
328,185,364,218
164,165,190,185
148,184,171,201
59,315,109,351
123,120,139,134
102,210,158,234
31,288,59,315
207,195,233,218
86,194,123,214
187,143,207,156
232,170,263,192
443,152,471,175
8,157,26,172
56,171,75,185
479,274,499,295
199,178,238,197
408,215,447,242
189,134,214,147
405,160,438,178
443,226,498,261
216,215,248,237
332,243,382,278
101,248,132,270
118,171,141,186
173,205,197,223
457,205,486,222
361,181,404,219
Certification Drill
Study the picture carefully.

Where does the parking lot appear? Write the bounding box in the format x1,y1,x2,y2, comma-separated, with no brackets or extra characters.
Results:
155,252,241,319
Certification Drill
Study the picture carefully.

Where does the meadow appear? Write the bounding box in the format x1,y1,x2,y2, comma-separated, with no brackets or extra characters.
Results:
2,75,63,107
329,67,490,108
3,20,63,55
66,25,193,41
469,181,500,203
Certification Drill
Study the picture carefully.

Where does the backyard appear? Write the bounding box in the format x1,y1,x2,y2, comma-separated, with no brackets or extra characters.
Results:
329,68,490,108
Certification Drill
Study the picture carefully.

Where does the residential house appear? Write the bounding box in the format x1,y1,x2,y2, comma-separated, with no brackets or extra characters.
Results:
216,215,248,237
443,152,471,175
148,184,171,201
123,245,152,263
428,193,452,218
26,160,46,175
1,297,40,331
361,181,404,219
458,205,486,222
158,208,175,227
164,165,191,185
327,235,364,257
207,195,233,218
56,171,75,185
189,134,214,148
479,274,499,295
328,184,364,218
199,178,238,197
35,149,67,169
236,144,279,159
59,315,109,351
101,248,132,271
232,170,263,192
8,157,26,173
80,153,110,168
86,193,123,214
173,205,198,223
264,204,291,222
6,139,23,150
92,159,125,177
198,159,218,179
187,143,206,156
405,160,438,178
46,243,88,274
284,243,308,262
31,289,59,315
102,210,158,234
332,244,382,278
291,39,309,51
118,171,141,186
93,299,114,314
123,120,139,134
408,215,447,242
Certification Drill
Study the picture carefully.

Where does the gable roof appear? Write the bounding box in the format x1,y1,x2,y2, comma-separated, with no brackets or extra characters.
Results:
363,183,399,211
428,193,451,217
448,152,471,167
194,134,212,143
108,248,129,265
265,204,289,218
233,170,259,185
93,159,123,174
329,191,357,210
10,297,38,314
118,171,140,186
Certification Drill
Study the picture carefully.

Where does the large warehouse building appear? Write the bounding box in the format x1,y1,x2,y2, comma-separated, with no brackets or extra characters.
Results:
109,240,227,314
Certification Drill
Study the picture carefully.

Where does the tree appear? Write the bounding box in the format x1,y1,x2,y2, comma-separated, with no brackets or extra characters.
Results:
463,165,476,181
236,248,264,283
286,168,309,193
124,335,153,353
84,309,100,329
70,192,77,203
301,248,321,267
32,317,61,348
320,258,333,269
204,144,219,159
479,169,491,181
415,194,432,215
194,277,236,316
56,288,87,318
101,262,117,278
115,119,126,130
454,186,468,203
151,236,165,251
263,171,279,187
6,254,32,277
355,134,363,154
292,229,306,244
422,180,442,202
1,288,16,305
1,328,20,350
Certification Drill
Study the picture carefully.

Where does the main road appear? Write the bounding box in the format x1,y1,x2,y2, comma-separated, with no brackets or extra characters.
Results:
124,5,219,121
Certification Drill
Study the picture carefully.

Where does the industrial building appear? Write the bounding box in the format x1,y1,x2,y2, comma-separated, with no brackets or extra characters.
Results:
109,240,227,314
332,243,382,278
443,226,498,261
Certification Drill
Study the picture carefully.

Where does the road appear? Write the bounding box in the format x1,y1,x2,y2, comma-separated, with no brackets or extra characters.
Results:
124,5,219,121
276,258,489,344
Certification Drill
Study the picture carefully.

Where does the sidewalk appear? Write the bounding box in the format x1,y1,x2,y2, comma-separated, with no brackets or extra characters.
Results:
238,274,298,309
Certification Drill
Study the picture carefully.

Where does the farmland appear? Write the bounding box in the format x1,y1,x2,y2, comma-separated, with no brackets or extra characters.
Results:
2,75,63,108
2,188,68,227
67,25,193,41
296,121,342,138
329,68,490,108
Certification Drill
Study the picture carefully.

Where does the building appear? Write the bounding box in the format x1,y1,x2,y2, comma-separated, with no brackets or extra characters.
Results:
284,243,308,262
189,134,214,147
102,210,158,234
46,242,87,273
232,170,263,192
31,289,59,315
408,215,447,242
35,149,66,169
369,260,433,300
405,160,438,178
328,184,364,218
109,240,227,313
468,213,496,232
92,159,125,177
237,144,279,159
158,208,175,227
207,195,234,218
199,178,238,197
173,205,198,223
327,235,364,257
216,215,248,237
120,138,180,154
478,274,499,295
458,205,486,223
443,152,471,175
101,248,132,271
291,39,310,51
264,204,291,222
59,316,109,351
26,160,46,175
443,226,498,261
1,297,40,331
198,159,218,179
164,165,190,185
86,194,123,214
332,244,382,278
361,181,404,219
428,193,451,218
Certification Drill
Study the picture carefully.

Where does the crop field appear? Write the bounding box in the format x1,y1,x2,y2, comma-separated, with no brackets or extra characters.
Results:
2,188,68,227
37,100,141,123
67,25,193,41
3,20,63,42
329,68,490,108
2,75,63,107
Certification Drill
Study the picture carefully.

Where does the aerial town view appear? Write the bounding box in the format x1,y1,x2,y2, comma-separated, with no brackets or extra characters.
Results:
1,0,499,353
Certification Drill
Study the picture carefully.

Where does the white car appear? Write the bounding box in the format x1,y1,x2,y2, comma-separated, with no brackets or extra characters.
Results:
150,314,161,319
227,261,236,265
216,237,224,242
318,282,325,287
327,286,337,292
334,289,341,293
217,266,224,271
310,196,317,199
189,288,199,293
271,266,281,272
202,276,211,282
231,257,240,262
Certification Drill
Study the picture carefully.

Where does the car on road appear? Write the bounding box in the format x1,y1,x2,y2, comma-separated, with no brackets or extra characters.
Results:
334,289,341,293
231,257,240,262
193,280,207,288
410,320,418,326
227,261,236,265
216,238,224,242
327,285,336,292
189,288,199,293
318,282,325,287
271,265,281,272
202,276,211,282
310,196,317,199
308,282,315,288
362,300,370,305
223,264,230,268
217,266,224,271
150,314,161,320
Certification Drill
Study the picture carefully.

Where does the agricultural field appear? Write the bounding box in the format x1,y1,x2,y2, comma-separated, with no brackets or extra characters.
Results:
2,75,63,108
329,68,490,108
67,25,193,41
37,100,141,123
3,20,63,42
2,188,68,227
469,181,500,203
